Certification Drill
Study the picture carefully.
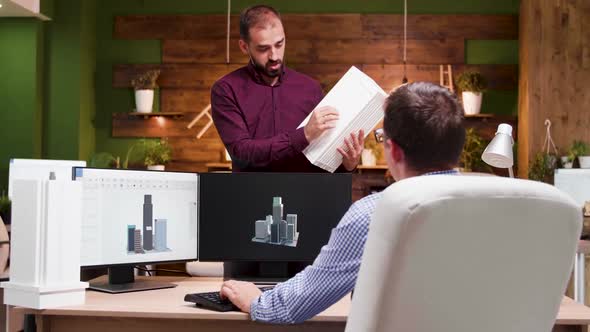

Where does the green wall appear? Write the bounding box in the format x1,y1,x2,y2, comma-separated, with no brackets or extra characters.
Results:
44,0,96,161
95,0,519,158
0,18,45,192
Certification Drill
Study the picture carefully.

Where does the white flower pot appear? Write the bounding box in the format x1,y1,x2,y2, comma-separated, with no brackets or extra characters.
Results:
361,149,376,166
561,156,573,169
147,165,165,171
135,89,154,113
579,156,590,168
462,91,483,115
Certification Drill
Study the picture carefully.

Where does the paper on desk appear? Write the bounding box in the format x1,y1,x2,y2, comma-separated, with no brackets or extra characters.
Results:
298,66,387,172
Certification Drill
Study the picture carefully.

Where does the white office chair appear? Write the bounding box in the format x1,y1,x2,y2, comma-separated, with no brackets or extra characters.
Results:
346,175,582,332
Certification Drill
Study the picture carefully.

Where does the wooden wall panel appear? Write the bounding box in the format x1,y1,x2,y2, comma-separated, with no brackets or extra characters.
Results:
114,63,517,92
163,39,464,65
518,0,590,178
364,64,518,91
361,15,518,39
113,64,242,89
112,112,221,138
161,89,211,113
115,14,516,40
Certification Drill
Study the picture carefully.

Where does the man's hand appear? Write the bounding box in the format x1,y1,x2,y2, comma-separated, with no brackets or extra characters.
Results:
220,280,262,313
337,130,365,171
304,106,339,142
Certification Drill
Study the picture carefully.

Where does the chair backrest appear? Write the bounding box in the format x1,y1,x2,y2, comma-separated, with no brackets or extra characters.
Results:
346,175,582,332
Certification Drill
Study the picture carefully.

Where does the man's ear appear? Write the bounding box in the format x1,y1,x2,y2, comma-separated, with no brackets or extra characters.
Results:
389,139,405,164
238,39,249,56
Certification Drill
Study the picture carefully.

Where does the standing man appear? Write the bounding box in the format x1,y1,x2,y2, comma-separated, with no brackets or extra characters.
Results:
211,5,363,172
219,82,466,323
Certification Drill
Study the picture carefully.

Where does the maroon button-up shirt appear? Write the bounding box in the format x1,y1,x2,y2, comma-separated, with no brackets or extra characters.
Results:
211,63,327,172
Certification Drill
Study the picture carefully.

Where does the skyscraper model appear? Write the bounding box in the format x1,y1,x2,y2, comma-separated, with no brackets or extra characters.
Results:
252,197,299,247
143,194,153,250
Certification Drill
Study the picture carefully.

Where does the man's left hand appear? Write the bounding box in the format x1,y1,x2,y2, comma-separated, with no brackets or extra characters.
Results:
337,130,365,171
220,280,262,313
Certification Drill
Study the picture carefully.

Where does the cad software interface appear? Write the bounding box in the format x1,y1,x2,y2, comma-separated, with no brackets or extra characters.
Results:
74,168,198,266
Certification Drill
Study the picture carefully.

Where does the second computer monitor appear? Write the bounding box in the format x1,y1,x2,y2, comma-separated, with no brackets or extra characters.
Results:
198,172,352,262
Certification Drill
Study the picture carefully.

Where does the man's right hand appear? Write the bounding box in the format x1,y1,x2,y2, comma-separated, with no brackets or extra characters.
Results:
304,106,339,143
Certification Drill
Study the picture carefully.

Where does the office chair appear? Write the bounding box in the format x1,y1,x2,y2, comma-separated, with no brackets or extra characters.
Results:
346,175,582,332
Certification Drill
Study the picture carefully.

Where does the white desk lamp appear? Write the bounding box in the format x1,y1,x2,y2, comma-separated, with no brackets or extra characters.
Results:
481,123,514,178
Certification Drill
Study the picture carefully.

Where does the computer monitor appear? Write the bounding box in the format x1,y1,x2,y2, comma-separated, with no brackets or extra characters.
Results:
73,167,198,293
8,158,86,198
198,172,352,282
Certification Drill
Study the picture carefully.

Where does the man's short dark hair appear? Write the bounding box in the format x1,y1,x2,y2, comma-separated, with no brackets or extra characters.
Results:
239,5,281,42
383,82,465,172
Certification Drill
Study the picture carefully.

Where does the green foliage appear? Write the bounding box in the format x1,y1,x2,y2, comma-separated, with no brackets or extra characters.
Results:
89,152,120,169
460,128,491,172
567,140,590,162
455,70,487,93
131,69,160,90
141,139,172,166
528,152,558,184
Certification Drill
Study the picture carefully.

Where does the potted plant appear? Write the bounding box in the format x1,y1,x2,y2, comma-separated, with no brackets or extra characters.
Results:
561,140,586,168
362,137,383,166
455,70,487,115
0,192,11,225
142,139,172,171
571,140,590,168
459,128,491,172
529,152,558,184
131,69,160,113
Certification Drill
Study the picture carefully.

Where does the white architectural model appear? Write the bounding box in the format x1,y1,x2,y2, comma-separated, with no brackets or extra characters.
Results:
252,197,299,247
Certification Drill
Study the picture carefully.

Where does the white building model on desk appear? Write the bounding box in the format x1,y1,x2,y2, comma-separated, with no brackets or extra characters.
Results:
252,197,299,247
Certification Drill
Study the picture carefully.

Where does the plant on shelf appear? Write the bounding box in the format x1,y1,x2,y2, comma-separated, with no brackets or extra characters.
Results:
459,128,491,173
362,136,383,166
0,191,10,225
568,140,590,169
131,69,160,113
529,152,558,184
455,70,487,116
89,152,121,169
141,139,173,171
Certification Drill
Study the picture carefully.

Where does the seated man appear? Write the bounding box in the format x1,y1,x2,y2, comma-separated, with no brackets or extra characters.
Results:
220,82,466,323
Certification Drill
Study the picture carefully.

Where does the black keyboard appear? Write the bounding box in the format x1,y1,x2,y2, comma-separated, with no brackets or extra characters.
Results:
184,286,274,312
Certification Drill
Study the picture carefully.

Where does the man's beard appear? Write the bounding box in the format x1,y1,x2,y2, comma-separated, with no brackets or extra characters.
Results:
252,58,283,78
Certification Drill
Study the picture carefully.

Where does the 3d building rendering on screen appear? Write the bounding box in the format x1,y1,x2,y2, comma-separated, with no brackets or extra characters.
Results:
252,197,299,247
126,195,170,254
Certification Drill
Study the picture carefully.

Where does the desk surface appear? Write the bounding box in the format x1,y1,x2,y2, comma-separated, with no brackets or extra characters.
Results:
20,277,590,328
36,277,348,321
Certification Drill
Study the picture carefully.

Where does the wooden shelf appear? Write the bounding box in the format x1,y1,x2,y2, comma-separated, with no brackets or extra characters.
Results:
357,165,388,170
128,112,184,119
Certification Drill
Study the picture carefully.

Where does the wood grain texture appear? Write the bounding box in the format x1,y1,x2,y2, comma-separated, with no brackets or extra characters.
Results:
114,64,517,91
361,14,518,40
162,39,464,65
518,0,590,178
113,64,242,89
115,14,516,40
161,89,211,113
112,112,221,138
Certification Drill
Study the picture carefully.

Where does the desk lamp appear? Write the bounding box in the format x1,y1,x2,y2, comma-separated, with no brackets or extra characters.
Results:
481,123,514,178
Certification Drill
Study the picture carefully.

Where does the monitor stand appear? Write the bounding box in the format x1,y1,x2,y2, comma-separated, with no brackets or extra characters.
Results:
89,265,177,294
223,261,310,284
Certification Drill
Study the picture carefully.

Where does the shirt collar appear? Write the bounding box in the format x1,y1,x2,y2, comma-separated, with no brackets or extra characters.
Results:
423,169,461,176
246,61,286,87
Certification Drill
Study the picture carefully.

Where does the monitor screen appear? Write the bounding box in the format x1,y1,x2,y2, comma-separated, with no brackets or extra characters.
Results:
74,168,199,267
198,173,352,262
8,158,86,198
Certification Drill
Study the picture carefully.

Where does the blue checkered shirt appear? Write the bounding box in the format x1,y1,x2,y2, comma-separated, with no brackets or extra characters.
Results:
250,169,459,323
